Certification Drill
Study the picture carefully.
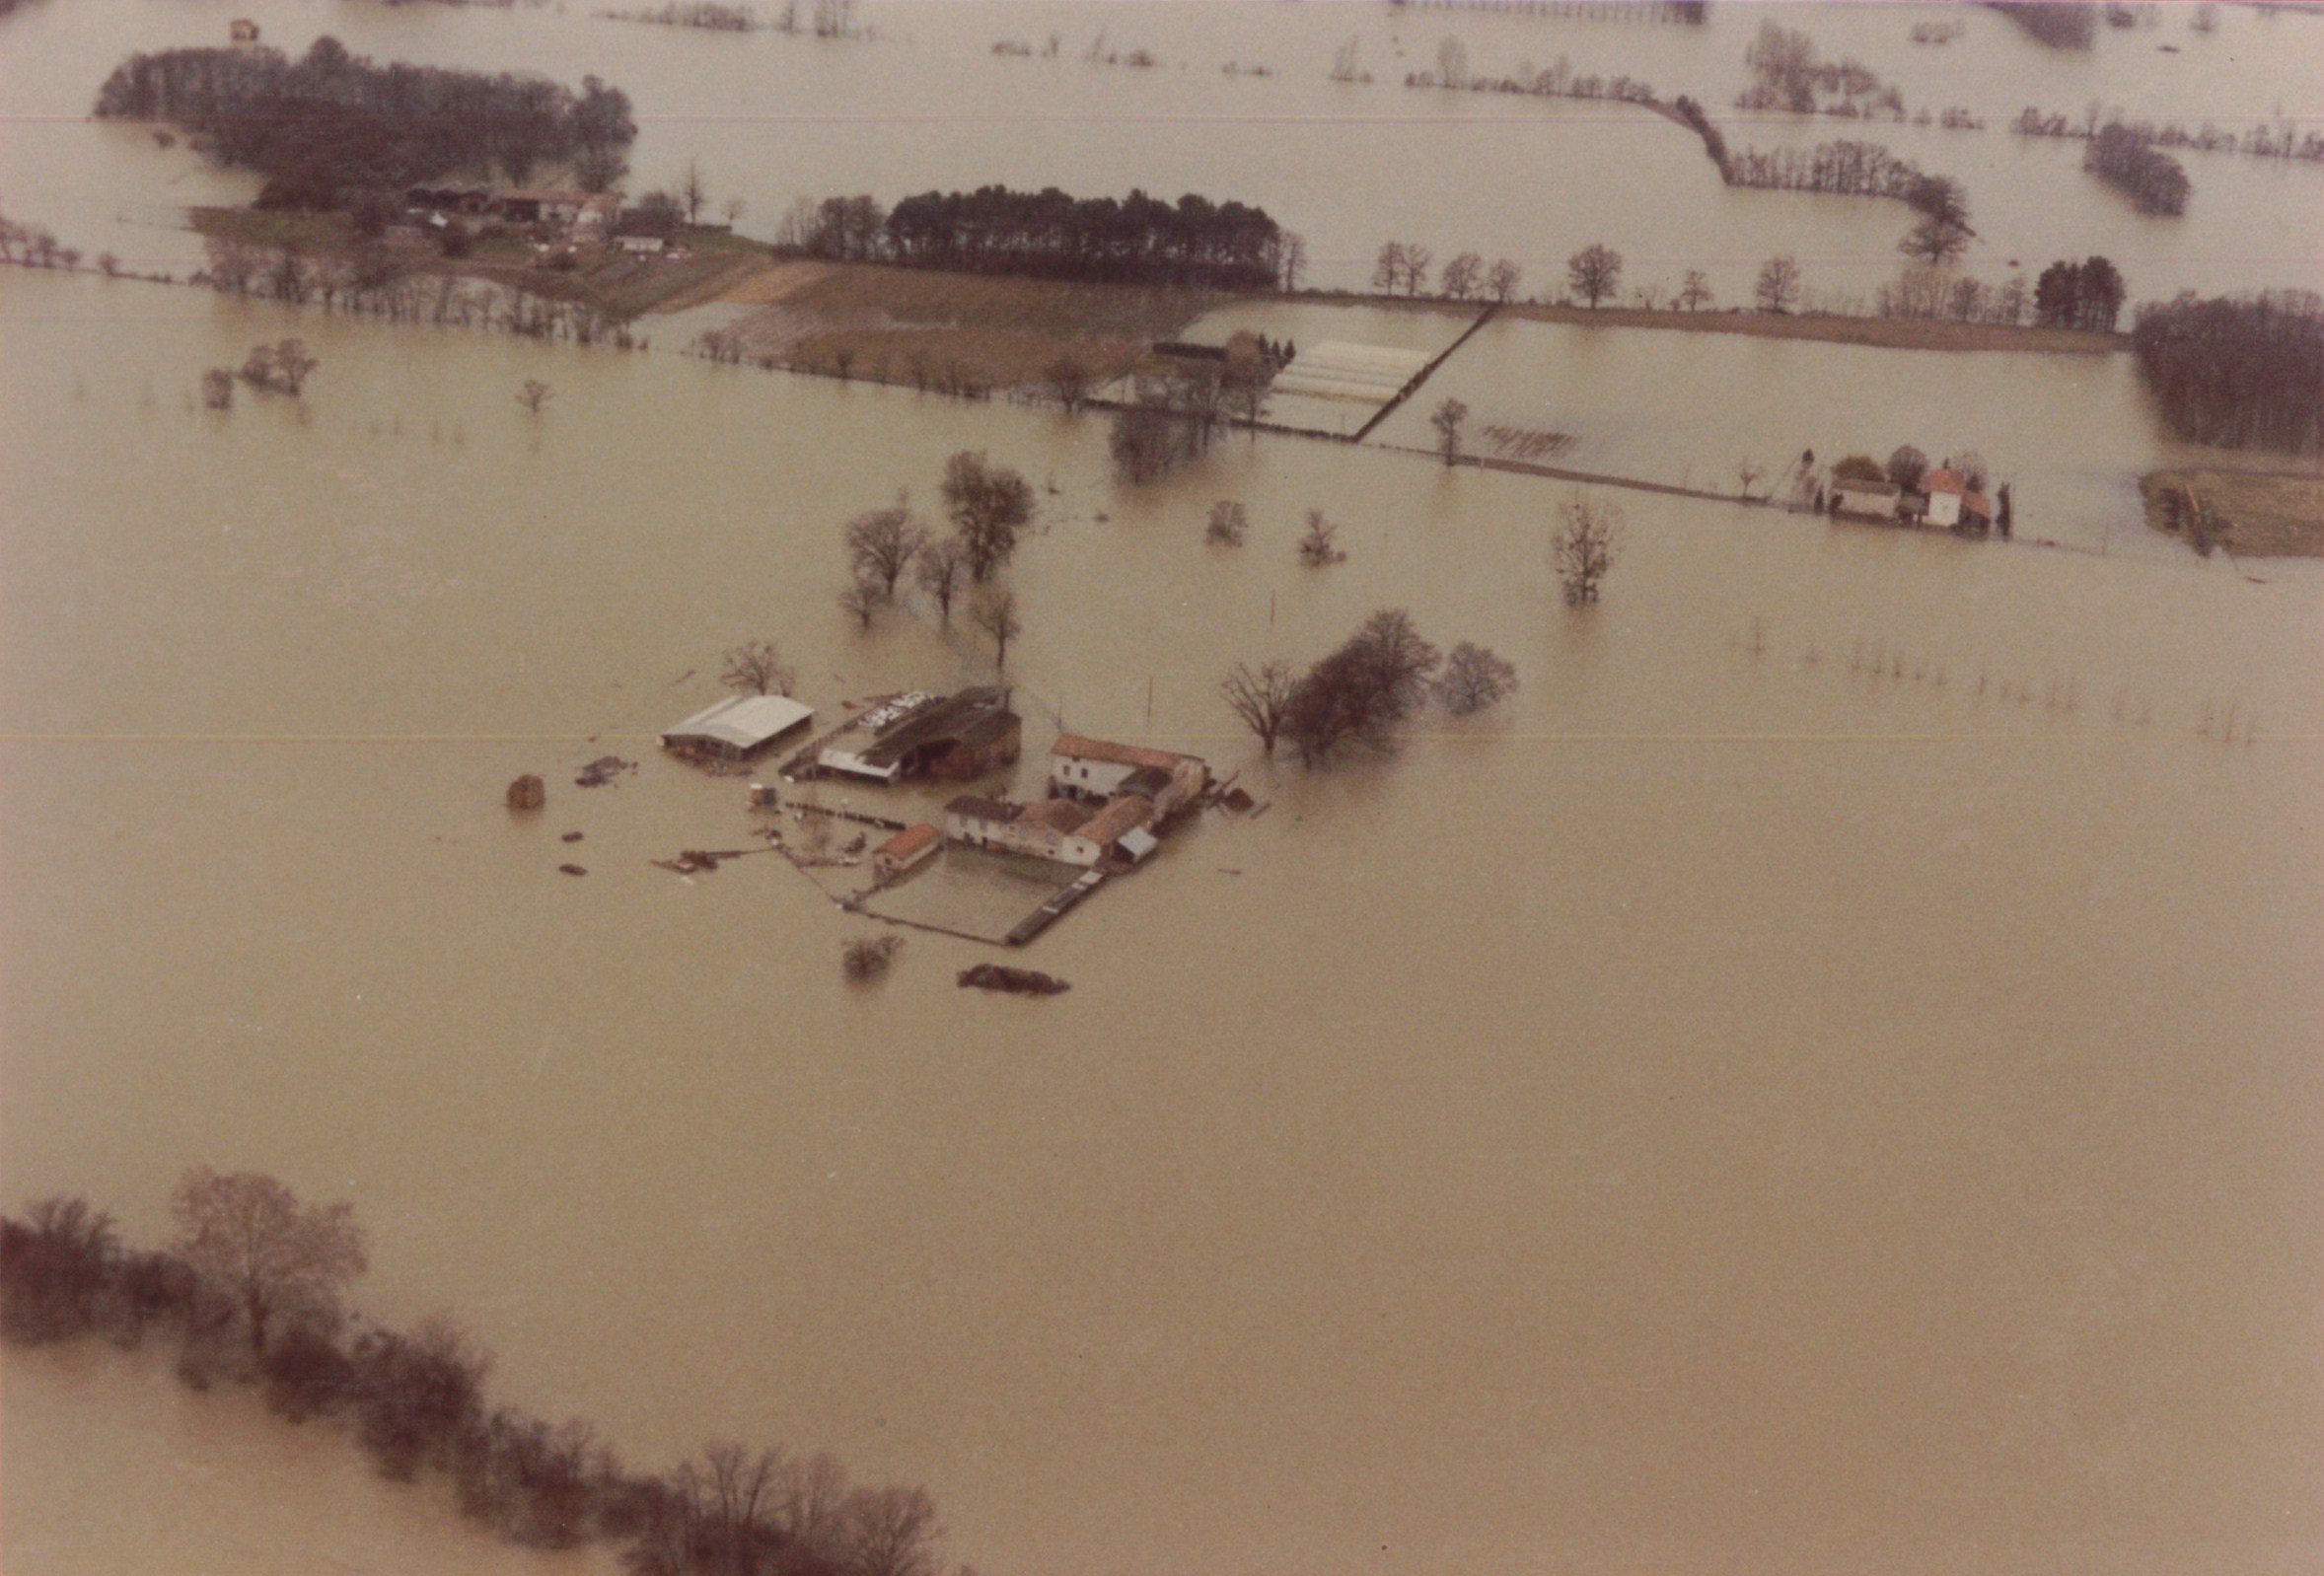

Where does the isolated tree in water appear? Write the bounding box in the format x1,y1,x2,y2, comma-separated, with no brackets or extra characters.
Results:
939,451,1034,581
1553,493,1622,605
170,1168,366,1354
1220,659,1296,755
1431,397,1470,466
844,495,928,600
1436,642,1518,715
721,639,796,696
971,590,1022,671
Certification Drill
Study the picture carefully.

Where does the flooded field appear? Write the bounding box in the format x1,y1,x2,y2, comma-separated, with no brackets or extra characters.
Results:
5,0,2322,305
7,0,2324,1568
5,260,2323,1575
1365,311,2182,556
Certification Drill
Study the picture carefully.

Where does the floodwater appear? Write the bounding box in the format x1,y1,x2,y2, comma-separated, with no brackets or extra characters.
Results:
5,4,2324,1575
5,260,2322,1575
4,0,2322,304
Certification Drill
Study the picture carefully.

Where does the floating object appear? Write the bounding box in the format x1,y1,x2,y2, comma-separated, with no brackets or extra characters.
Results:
575,755,634,788
558,864,587,877
506,774,546,811
958,964,1071,996
561,830,583,843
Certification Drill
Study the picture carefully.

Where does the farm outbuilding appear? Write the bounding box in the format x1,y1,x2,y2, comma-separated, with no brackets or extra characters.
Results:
661,694,816,761
873,824,942,879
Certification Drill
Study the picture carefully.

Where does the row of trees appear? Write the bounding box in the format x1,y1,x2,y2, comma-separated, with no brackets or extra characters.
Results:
94,38,637,208
2013,106,2324,165
2131,290,2324,454
197,235,642,346
826,453,1036,663
2082,123,2192,216
2,1178,947,1576
876,185,1289,290
1371,244,1524,303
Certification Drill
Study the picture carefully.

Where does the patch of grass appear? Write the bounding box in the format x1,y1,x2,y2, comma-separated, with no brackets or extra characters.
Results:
2141,465,2324,558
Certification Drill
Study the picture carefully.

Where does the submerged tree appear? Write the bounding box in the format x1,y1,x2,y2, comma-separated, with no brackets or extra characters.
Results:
1430,397,1470,466
970,591,1022,671
170,1168,366,1355
1281,609,1443,764
940,451,1034,580
517,379,554,413
721,639,797,696
1205,500,1249,546
914,537,968,621
1297,509,1346,565
1553,493,1622,604
844,496,929,600
1436,642,1518,715
1220,659,1296,755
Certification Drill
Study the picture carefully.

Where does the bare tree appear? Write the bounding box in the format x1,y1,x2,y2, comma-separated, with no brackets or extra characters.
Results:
845,496,929,599
201,368,235,410
1372,241,1408,295
1275,231,1309,291
721,639,797,696
1436,642,1518,714
1043,355,1094,413
1297,509,1346,565
970,591,1022,671
914,537,967,621
517,379,554,413
1221,660,1296,755
1439,251,1484,301
170,1168,367,1354
1486,257,1523,303
1205,500,1248,546
1678,269,1714,312
679,159,709,227
1553,493,1622,604
838,577,882,630
1430,397,1470,466
1400,243,1434,296
1886,444,1929,492
1567,244,1623,309
1755,254,1802,313
722,195,747,228
940,451,1034,581
773,1452,853,1564
1736,457,1766,497
842,1485,943,1576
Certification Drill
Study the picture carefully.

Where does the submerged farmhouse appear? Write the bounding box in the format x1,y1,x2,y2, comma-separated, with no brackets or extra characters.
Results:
943,736,1208,870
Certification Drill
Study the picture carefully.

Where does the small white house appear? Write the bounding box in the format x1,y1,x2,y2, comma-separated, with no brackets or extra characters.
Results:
1924,468,1967,530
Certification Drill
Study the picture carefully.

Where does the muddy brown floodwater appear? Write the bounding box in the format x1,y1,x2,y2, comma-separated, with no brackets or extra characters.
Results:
4,3,2324,1574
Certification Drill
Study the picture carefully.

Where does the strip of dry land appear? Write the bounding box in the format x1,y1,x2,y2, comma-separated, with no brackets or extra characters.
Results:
2140,462,2324,558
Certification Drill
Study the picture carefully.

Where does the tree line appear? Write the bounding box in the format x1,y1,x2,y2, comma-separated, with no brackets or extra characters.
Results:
2132,291,2324,455
2032,256,2128,331
844,185,1288,290
93,38,638,210
2,1177,948,1576
1736,20,1904,119
2013,105,2324,165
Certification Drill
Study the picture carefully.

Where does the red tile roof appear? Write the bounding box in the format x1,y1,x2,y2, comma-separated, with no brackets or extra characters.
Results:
1051,734,1189,772
876,824,940,860
1925,468,1965,495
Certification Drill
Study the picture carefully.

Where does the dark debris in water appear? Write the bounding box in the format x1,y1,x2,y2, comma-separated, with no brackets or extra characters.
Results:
575,755,636,788
958,964,1071,996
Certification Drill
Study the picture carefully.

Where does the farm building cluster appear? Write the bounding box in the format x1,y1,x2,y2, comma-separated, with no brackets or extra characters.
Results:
659,684,1216,944
1827,466,2005,537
